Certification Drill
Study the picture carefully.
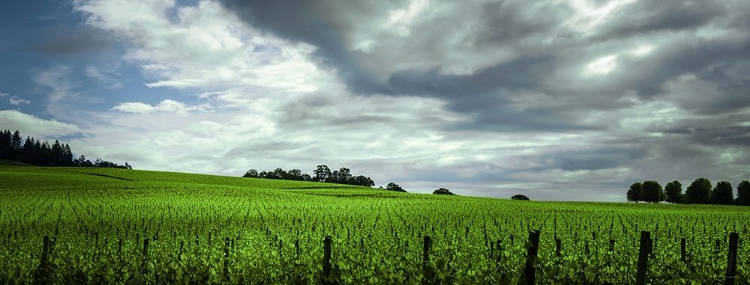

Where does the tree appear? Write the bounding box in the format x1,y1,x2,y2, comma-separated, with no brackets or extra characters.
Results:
386,182,406,192
10,130,23,160
712,181,734,205
626,182,642,203
314,165,331,182
685,178,712,204
351,175,374,187
640,180,663,203
273,168,288,179
21,137,34,164
63,144,73,166
433,188,454,195
338,167,352,184
737,181,750,206
511,194,529,200
243,169,259,178
288,169,303,180
664,180,683,203
0,130,11,159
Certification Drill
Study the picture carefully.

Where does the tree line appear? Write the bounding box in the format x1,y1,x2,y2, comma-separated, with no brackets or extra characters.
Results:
627,178,750,205
243,165,377,188
0,130,131,169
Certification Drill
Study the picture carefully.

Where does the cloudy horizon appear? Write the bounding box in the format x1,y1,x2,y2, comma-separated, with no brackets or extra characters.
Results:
1,0,749,201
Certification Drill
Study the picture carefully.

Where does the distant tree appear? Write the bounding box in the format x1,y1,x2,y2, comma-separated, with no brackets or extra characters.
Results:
712,181,734,205
664,180,683,204
641,180,663,203
63,144,73,166
272,168,287,179
10,130,22,159
338,167,352,184
21,137,34,164
314,165,331,182
626,182,642,203
351,175,374,187
737,181,750,206
386,182,406,192
511,194,529,200
0,130,11,159
243,169,259,178
685,178,712,204
33,140,42,165
433,188,454,195
287,169,303,180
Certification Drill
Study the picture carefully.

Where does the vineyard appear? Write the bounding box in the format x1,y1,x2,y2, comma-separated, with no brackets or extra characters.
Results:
1,166,748,284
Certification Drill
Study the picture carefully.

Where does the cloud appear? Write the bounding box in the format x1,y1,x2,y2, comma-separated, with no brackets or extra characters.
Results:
33,24,114,55
0,92,32,106
33,66,81,119
58,0,750,201
9,96,31,106
85,66,123,89
0,110,81,138
111,99,212,114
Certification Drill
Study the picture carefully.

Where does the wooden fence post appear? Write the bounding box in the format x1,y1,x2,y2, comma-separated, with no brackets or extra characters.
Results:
40,235,50,266
140,237,149,275
422,236,433,285
636,231,650,285
323,236,332,283
524,230,541,285
725,232,739,285
680,238,686,263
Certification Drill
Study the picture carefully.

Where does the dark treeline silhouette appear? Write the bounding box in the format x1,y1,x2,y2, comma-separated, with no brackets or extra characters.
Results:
243,165,376,188
0,130,131,169
627,178,750,206
511,194,530,200
433,188,454,195
385,182,406,192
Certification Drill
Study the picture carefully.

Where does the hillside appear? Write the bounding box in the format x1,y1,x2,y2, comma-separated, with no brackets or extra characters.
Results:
0,159,33,166
1,166,748,284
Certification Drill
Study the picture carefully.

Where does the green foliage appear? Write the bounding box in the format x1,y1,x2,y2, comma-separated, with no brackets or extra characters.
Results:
712,181,734,205
1,167,750,284
433,188,454,195
627,182,642,202
385,182,406,192
736,181,750,206
511,194,529,201
664,180,683,204
686,178,713,204
640,180,663,203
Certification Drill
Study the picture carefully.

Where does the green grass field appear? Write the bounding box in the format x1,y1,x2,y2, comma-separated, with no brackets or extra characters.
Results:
1,166,748,284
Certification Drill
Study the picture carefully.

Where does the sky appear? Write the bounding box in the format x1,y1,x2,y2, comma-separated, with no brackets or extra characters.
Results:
1,0,749,201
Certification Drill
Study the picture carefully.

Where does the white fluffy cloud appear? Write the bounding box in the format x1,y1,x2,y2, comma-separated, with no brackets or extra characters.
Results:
111,99,212,114
0,110,81,138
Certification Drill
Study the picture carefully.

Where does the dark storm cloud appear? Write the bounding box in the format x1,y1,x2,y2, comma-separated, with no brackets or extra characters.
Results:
593,0,727,41
218,0,750,132
218,0,396,94
212,0,750,197
33,25,113,55
387,56,552,98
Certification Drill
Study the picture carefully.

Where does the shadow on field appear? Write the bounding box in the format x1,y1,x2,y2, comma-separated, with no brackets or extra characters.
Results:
282,186,353,190
79,172,134,181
